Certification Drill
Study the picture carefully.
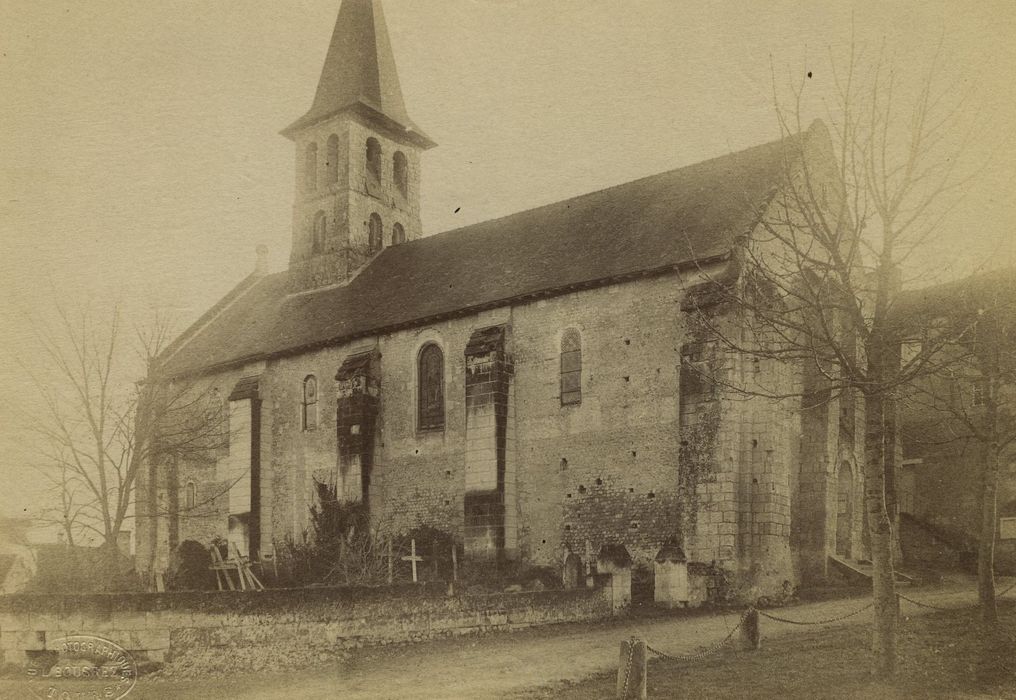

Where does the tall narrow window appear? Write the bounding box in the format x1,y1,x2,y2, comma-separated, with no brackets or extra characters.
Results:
326,134,339,184
312,211,327,254
418,344,445,430
368,213,383,253
560,329,582,405
185,481,196,510
305,142,318,193
366,138,382,182
393,151,409,197
392,222,406,245
302,375,318,431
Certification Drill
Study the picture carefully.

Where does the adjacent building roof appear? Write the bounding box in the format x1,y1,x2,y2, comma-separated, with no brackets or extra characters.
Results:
894,267,1016,330
282,0,433,147
157,126,820,379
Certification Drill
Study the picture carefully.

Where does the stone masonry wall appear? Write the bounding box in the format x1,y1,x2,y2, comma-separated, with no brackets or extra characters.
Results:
141,263,815,596
0,586,611,670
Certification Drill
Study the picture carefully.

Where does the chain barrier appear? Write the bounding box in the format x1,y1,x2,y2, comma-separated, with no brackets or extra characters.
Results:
645,607,753,662
897,592,956,611
619,636,636,699
756,600,874,625
637,585,1012,672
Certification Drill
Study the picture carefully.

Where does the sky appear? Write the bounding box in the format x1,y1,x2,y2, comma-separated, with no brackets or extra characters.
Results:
1,0,1014,527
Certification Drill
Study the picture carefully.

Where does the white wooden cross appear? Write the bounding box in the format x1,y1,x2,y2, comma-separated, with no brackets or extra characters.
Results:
401,538,424,583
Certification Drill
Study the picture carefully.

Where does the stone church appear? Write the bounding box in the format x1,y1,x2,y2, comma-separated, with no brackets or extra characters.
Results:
137,0,861,597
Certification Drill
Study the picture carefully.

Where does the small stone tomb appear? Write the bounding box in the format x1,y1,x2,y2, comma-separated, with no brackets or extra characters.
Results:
596,544,632,611
654,543,690,607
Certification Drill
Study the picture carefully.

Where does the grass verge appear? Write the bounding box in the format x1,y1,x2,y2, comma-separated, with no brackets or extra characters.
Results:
509,601,1016,699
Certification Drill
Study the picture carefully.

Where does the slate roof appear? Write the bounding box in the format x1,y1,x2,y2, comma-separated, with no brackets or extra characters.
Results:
157,127,818,379
894,267,1016,329
281,0,433,147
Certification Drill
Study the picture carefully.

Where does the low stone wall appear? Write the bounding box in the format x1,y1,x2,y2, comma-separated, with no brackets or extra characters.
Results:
0,584,613,671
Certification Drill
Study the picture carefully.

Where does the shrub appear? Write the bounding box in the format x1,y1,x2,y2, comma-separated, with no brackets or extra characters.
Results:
166,540,216,591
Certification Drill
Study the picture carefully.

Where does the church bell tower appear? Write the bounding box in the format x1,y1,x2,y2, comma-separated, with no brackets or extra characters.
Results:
282,0,435,291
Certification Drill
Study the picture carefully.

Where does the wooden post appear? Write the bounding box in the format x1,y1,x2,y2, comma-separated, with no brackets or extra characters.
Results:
451,544,458,582
616,638,647,699
741,608,761,650
387,537,393,585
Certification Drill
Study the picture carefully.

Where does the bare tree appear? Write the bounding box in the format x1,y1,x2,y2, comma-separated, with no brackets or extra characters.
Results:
684,44,978,676
901,271,1016,624
22,302,230,566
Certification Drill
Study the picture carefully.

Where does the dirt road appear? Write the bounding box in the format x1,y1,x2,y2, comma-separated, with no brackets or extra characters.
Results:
4,580,1010,699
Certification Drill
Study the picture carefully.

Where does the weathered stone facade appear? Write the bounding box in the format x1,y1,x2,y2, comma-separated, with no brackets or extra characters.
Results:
138,265,859,596
136,0,863,599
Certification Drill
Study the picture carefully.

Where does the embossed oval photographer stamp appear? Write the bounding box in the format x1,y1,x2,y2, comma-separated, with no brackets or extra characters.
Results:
23,634,137,700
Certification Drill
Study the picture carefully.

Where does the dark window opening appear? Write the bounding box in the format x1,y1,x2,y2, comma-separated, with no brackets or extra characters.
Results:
311,211,326,255
418,343,445,430
393,150,409,197
392,222,406,245
368,213,383,253
302,375,318,431
560,329,582,405
365,136,382,182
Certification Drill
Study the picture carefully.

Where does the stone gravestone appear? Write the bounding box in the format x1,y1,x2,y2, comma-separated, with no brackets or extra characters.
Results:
654,543,690,607
562,552,582,589
596,544,633,611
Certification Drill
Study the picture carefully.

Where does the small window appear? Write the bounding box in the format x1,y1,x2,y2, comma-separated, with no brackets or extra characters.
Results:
392,222,406,245
393,151,409,197
560,329,582,405
312,211,327,254
185,481,196,510
366,138,382,182
418,344,445,430
368,213,383,253
305,142,318,193
326,134,339,184
302,375,318,431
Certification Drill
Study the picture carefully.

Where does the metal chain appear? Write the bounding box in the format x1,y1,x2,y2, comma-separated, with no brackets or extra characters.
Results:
639,587,1009,670
897,592,956,612
620,636,636,699
756,601,873,625
646,606,753,661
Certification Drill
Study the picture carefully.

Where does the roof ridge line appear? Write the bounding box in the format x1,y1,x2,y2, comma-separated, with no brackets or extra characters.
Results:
425,131,802,241
156,272,275,371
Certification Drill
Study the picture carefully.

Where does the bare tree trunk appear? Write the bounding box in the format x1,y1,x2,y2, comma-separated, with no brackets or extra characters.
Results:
864,388,898,678
978,442,1000,624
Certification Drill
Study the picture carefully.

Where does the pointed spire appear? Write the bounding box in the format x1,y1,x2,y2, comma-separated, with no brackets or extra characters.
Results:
282,0,434,148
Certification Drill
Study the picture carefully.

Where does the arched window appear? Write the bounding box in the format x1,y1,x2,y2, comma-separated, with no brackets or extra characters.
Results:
312,211,327,254
368,213,383,253
560,329,582,405
418,344,445,430
185,481,196,510
366,137,382,183
305,142,318,192
392,222,406,245
393,151,409,197
302,375,318,431
326,134,339,184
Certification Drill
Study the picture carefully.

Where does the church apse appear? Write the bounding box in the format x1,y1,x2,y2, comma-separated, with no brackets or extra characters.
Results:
335,351,381,504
